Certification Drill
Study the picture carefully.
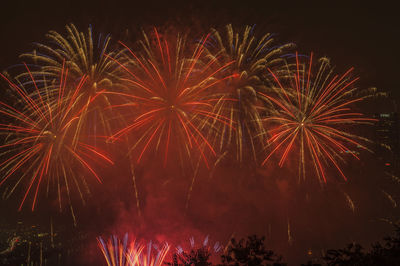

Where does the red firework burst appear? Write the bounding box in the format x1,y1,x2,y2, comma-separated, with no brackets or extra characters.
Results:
106,28,237,168
0,64,113,211
260,52,376,183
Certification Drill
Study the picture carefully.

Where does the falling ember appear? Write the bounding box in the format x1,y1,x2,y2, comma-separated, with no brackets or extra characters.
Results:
382,190,397,208
343,191,356,213
287,218,293,245
385,171,400,184
260,52,376,183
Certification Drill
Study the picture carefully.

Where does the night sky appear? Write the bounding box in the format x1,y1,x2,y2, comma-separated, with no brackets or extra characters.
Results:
1,1,399,96
1,0,400,265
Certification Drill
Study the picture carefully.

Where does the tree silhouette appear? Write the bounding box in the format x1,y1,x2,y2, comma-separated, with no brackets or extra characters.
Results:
322,224,400,266
165,246,212,266
323,243,366,266
220,235,286,266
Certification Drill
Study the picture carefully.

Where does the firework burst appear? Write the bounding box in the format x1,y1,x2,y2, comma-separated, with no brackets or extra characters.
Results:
166,235,222,265
260,52,375,183
98,234,170,266
18,23,126,136
0,65,113,212
19,23,122,87
204,24,294,162
176,235,222,255
107,28,237,168
98,234,131,266
127,241,170,266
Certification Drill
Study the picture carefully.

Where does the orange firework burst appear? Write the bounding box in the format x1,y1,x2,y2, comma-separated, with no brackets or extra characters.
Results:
260,52,376,183
107,28,237,168
126,241,169,266
0,64,113,212
98,234,170,266
98,234,136,266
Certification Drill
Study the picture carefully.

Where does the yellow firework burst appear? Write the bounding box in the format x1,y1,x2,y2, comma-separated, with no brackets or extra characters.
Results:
204,24,294,162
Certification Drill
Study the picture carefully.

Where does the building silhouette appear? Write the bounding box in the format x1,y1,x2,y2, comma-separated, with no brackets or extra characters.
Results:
373,112,400,171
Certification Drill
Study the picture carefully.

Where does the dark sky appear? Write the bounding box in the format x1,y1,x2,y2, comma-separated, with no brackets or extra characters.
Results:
1,1,400,265
1,0,399,99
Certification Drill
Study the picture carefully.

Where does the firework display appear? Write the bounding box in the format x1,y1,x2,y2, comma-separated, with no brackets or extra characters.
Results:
260,52,375,183
106,28,237,168
175,235,222,255
18,23,126,137
127,241,169,266
204,24,294,162
98,234,169,266
0,64,113,212
19,23,121,88
0,22,381,265
169,235,222,265
0,23,376,215
98,234,132,266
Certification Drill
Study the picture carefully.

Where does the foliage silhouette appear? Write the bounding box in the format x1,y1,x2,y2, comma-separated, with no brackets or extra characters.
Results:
322,224,400,266
220,235,286,266
165,246,212,266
